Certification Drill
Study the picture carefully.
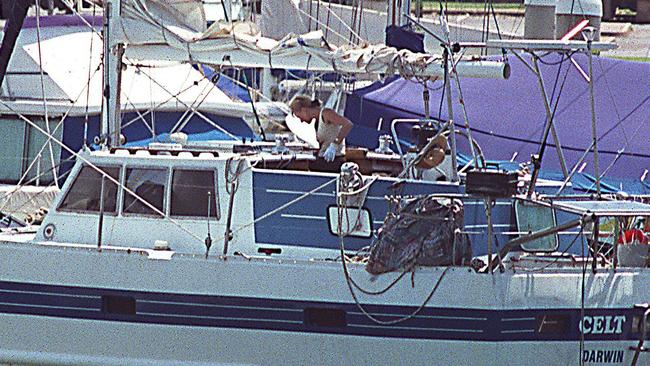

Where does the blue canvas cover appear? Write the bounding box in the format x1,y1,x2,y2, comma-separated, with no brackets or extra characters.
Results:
344,54,650,193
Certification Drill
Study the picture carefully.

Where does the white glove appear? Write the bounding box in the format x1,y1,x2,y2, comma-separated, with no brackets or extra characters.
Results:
323,143,337,162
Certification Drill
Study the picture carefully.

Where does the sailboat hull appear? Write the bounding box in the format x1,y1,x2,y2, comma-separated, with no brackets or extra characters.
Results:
0,241,647,365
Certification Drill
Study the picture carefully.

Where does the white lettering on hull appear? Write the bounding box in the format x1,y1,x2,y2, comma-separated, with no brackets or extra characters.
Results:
579,315,626,334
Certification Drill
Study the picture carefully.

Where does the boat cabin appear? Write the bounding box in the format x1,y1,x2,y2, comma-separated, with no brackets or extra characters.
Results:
32,142,515,259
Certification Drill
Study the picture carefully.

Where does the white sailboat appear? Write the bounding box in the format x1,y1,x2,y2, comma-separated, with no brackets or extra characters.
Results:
0,1,647,365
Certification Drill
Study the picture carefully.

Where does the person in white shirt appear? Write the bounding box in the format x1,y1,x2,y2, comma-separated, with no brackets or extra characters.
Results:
288,95,353,162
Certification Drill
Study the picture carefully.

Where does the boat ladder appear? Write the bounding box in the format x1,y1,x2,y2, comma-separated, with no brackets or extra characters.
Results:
629,303,650,366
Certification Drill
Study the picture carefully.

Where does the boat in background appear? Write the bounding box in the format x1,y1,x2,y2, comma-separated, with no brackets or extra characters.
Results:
0,11,286,219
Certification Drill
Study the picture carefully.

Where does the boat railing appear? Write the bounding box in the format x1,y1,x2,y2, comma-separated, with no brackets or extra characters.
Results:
630,303,650,365
382,192,649,272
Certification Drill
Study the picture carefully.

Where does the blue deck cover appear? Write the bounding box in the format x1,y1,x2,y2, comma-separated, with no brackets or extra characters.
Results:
344,54,650,194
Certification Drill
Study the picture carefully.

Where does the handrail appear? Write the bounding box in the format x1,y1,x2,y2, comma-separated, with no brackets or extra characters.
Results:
390,118,442,170
630,304,650,366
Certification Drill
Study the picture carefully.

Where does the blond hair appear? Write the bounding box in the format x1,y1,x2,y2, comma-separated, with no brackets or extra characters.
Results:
288,94,321,112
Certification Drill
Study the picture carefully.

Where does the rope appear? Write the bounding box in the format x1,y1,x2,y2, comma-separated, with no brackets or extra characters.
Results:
334,172,449,321
342,253,449,325
34,3,59,188
225,157,247,195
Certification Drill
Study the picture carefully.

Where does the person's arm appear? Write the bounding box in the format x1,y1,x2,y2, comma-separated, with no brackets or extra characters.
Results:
322,108,353,144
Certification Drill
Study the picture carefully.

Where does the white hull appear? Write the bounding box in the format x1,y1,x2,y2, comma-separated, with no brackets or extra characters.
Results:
1,313,640,366
0,241,647,365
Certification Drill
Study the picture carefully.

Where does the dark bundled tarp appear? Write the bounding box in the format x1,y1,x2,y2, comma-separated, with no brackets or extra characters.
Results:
385,25,425,53
366,196,472,275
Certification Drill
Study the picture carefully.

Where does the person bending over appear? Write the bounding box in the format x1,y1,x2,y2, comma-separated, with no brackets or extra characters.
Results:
288,95,353,162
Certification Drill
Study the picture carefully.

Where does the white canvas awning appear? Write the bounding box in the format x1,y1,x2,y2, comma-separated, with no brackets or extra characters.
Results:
114,0,510,79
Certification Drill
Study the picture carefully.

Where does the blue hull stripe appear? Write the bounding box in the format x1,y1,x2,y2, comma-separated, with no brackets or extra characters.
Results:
0,281,642,342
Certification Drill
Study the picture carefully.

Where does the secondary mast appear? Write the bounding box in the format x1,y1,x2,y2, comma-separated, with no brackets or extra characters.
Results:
102,0,124,147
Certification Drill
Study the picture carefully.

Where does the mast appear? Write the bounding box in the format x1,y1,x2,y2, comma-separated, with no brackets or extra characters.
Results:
102,0,124,147
585,28,601,197
387,0,411,27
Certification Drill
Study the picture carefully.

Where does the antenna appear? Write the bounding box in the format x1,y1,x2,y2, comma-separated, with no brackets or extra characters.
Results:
204,191,212,258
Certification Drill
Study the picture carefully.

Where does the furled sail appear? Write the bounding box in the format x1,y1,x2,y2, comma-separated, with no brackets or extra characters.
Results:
113,0,510,79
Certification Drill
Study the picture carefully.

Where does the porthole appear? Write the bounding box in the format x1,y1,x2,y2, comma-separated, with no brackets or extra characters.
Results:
43,223,56,240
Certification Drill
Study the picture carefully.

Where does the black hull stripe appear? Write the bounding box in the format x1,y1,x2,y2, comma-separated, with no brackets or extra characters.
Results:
0,281,643,342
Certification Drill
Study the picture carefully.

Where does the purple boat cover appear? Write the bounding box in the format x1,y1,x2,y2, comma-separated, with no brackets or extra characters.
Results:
345,54,650,188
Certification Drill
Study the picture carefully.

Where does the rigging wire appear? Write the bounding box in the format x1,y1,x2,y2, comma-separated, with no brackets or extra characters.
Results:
118,81,199,130
0,63,102,208
293,2,363,46
512,53,572,157
241,69,267,140
214,176,339,245
580,58,650,186
171,67,220,133
60,0,104,39
579,214,588,366
129,64,238,139
595,57,627,143
488,0,504,42
34,2,60,188
0,157,76,217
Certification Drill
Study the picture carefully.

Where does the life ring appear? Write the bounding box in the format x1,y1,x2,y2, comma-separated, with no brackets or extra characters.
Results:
416,135,448,169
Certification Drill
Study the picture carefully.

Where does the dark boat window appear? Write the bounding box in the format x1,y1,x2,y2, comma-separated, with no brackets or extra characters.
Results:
304,308,347,327
101,295,136,315
58,165,120,214
171,169,218,217
123,168,167,216
536,314,569,333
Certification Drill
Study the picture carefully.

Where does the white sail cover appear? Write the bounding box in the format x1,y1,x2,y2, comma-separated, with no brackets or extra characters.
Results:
114,0,509,79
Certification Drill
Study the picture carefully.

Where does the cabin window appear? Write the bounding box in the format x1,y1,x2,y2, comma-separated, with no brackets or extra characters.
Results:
170,169,218,218
58,165,120,214
515,200,558,252
327,206,373,238
122,168,168,216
